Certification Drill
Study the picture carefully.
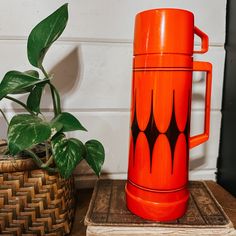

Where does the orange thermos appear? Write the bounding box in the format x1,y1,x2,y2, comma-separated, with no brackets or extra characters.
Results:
126,9,212,221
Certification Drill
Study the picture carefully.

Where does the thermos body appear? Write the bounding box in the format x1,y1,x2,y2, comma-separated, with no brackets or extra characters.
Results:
129,69,192,190
126,9,212,221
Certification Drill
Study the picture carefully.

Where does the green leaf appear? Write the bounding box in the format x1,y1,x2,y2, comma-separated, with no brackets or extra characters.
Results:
0,70,42,100
27,82,46,114
51,112,87,132
8,114,51,155
11,70,40,94
49,120,63,139
24,70,40,78
51,134,86,178
85,140,105,176
27,4,68,68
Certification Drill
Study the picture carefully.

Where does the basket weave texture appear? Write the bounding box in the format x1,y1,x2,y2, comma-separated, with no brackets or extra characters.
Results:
0,141,75,236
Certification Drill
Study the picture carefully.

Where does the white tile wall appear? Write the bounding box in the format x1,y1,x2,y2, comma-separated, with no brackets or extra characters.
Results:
0,0,226,185
0,0,226,44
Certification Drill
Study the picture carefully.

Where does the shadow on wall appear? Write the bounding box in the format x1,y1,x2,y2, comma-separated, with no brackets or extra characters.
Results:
189,144,207,170
49,46,82,104
10,45,82,112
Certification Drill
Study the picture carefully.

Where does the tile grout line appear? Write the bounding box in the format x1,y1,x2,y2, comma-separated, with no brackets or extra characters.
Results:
0,108,223,113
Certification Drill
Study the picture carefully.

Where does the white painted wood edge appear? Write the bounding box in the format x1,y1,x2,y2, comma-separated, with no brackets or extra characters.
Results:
86,226,236,236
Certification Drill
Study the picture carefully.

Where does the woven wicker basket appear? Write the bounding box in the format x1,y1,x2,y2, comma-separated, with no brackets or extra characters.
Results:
0,141,75,236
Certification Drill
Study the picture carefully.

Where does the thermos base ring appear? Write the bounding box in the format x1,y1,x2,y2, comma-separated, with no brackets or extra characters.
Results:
125,181,189,222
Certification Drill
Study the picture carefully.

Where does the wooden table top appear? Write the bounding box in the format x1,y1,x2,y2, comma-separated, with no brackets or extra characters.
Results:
70,181,236,236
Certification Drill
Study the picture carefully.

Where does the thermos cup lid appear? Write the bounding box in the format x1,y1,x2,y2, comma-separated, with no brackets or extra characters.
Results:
134,9,195,56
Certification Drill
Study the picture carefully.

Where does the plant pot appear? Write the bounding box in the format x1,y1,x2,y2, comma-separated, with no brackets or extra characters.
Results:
0,141,75,236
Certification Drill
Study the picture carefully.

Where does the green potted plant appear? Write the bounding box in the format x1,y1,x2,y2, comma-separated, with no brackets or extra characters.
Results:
0,3,105,235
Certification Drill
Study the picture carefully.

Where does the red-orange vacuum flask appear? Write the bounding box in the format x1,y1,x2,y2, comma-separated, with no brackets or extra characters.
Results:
126,9,212,221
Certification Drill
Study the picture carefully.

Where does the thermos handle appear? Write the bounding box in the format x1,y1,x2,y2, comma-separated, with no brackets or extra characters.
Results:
193,26,209,54
189,61,212,149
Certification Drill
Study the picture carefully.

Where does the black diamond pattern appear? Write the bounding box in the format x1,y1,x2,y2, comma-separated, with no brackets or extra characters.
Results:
131,90,139,165
144,90,160,172
184,90,191,138
166,90,181,173
130,89,191,174
184,89,191,171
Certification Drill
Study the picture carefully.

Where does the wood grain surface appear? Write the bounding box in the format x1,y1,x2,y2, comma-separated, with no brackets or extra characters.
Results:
206,181,236,229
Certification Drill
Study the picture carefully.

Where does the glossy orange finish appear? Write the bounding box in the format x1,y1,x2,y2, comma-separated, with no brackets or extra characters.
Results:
126,181,189,221
189,61,212,148
134,54,193,68
134,9,208,56
126,8,212,221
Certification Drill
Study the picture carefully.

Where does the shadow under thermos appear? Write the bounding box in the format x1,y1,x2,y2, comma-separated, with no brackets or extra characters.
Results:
125,8,212,221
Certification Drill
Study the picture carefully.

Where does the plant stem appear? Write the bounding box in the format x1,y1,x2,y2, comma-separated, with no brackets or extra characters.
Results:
4,148,9,155
49,83,61,115
41,66,61,116
42,155,54,167
24,149,58,172
41,66,49,79
45,141,49,160
0,109,9,125
5,96,35,115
